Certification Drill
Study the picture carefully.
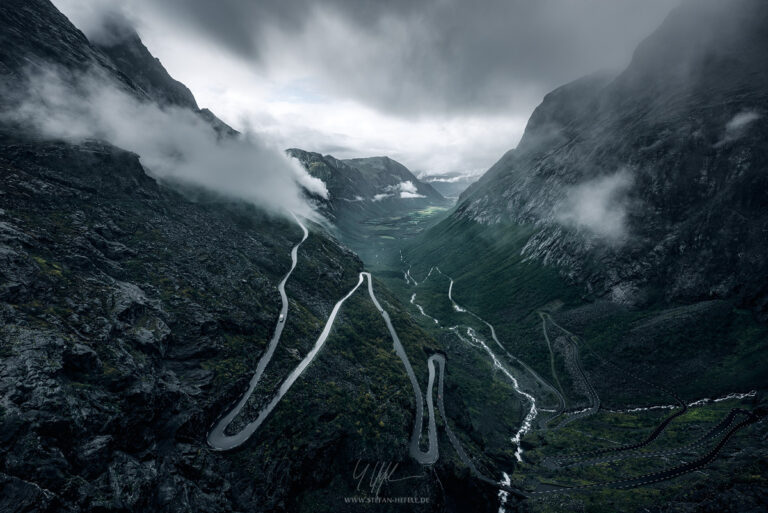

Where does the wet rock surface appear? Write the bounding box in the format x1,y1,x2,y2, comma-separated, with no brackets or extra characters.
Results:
0,132,467,512
454,0,768,316
0,2,496,510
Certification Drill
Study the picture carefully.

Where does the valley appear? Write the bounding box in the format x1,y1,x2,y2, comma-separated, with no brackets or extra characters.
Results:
369,232,766,512
277,177,767,511
1,0,766,512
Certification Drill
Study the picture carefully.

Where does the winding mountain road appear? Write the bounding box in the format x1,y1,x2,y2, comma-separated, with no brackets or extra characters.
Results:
442,271,563,413
531,408,763,495
411,268,763,497
208,217,761,501
557,406,754,469
539,312,566,422
538,313,599,429
206,216,530,497
208,213,308,450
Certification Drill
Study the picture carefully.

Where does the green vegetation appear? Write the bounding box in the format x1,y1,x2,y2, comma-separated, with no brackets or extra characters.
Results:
335,201,451,265
351,212,768,510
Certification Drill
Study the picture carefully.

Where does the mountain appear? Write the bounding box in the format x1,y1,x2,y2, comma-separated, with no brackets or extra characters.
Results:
404,0,768,382
3,1,767,511
397,2,768,509
344,156,445,203
288,149,445,210
0,0,133,101
90,14,198,111
88,18,237,140
287,149,449,262
0,2,499,511
446,0,768,314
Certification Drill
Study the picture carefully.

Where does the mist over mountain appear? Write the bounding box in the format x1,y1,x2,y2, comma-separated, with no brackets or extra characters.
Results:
0,2,461,511
1,1,767,512
400,1,768,509
448,0,768,313
417,171,482,201
0,0,326,221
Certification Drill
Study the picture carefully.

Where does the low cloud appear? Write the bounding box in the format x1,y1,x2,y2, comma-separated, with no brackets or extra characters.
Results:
721,110,761,144
397,180,426,199
51,0,137,46
420,172,481,184
52,0,678,177
554,169,634,242
372,180,426,201
1,66,327,220
80,0,676,117
399,191,426,199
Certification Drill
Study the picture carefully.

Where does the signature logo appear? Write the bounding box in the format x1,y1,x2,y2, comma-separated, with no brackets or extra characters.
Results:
352,459,423,497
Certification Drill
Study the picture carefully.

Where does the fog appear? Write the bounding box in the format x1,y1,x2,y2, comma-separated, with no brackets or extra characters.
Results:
554,169,634,242
98,0,677,116
371,180,426,201
52,0,678,176
724,110,762,140
2,66,327,220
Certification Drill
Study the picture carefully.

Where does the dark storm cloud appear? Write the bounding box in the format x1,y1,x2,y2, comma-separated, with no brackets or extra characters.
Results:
147,0,419,59
142,0,678,115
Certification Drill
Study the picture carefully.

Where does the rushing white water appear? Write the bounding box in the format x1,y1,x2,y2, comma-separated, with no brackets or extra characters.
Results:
498,472,512,513
440,267,545,461
465,328,537,462
405,267,419,286
566,407,593,416
411,292,439,324
448,325,481,348
447,278,466,313
605,390,758,414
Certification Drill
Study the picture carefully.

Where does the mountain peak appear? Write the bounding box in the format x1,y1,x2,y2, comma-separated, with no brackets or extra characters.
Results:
90,16,199,110
619,0,768,91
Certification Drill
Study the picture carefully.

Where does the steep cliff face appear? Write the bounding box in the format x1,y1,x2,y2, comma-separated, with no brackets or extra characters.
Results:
0,0,236,139
286,148,376,221
92,18,199,111
453,0,768,311
0,0,136,101
0,2,466,512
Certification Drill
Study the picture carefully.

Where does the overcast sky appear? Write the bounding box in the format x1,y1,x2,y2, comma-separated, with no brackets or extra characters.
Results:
53,0,678,176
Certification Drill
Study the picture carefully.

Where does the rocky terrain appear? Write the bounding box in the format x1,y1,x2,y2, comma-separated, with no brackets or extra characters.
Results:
2,0,767,512
0,1,502,511
287,148,450,262
452,0,768,315
393,1,768,511
288,149,446,220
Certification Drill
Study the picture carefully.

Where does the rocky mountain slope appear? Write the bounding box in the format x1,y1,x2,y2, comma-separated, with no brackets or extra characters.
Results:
287,149,449,260
396,4,768,509
89,13,198,111
0,1,497,511
344,156,444,202
288,149,445,216
451,0,768,314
